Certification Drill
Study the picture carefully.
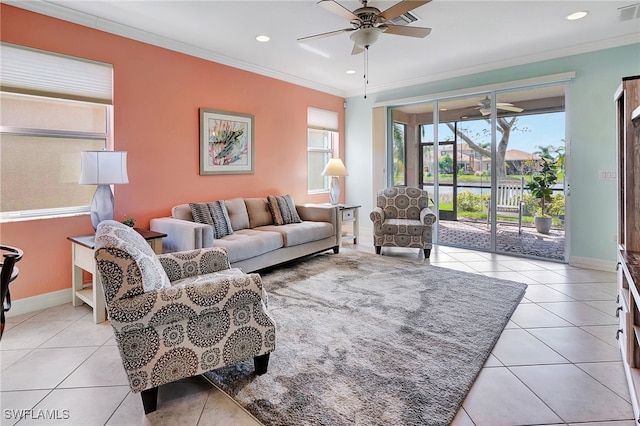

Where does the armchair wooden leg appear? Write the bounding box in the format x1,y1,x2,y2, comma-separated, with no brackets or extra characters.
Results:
254,353,270,375
424,248,431,258
333,246,340,254
375,246,381,255
141,387,158,414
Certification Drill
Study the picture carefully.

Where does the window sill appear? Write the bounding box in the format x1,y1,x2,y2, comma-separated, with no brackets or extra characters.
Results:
0,210,89,224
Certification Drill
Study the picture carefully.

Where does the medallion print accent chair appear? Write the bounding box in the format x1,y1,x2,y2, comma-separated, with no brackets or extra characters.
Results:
94,220,276,414
370,187,436,258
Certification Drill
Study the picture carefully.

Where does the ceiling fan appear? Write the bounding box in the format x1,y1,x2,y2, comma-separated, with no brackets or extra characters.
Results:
298,0,433,55
476,96,524,116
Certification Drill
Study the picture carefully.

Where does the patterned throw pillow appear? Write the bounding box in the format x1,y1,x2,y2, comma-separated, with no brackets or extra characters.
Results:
189,201,234,239
267,194,302,226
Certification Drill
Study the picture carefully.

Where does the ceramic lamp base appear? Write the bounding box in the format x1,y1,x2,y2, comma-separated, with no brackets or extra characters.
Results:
90,184,115,230
329,176,340,205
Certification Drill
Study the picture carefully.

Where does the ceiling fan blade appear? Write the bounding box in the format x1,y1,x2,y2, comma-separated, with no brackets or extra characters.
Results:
297,28,354,43
378,0,432,21
351,43,365,55
382,24,431,38
497,105,524,113
318,0,359,21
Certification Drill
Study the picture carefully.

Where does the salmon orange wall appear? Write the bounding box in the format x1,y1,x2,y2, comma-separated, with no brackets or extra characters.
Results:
0,5,346,300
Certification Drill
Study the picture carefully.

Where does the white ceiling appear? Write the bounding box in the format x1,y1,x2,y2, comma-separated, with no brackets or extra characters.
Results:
6,0,640,98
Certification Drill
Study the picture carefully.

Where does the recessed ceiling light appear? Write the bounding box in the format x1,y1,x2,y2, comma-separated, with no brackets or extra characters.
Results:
566,11,588,21
346,70,356,74
440,107,448,111
256,35,270,42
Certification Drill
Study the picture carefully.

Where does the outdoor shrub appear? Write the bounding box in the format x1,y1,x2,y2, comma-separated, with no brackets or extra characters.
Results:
548,193,565,217
522,192,564,217
522,193,537,216
457,191,488,212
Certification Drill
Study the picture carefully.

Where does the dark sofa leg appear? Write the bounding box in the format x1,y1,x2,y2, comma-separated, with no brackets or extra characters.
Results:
141,387,158,414
424,248,431,258
254,353,270,375
375,246,381,255
333,246,340,254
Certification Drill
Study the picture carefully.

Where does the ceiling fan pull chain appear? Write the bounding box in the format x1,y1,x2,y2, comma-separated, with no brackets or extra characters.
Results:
364,46,369,99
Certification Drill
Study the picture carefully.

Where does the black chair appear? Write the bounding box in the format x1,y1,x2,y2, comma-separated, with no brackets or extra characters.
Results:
1,245,23,340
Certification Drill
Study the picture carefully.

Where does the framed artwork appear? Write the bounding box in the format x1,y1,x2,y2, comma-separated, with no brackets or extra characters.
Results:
199,108,254,175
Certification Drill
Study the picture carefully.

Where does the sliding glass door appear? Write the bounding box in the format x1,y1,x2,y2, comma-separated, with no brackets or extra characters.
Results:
493,88,566,260
390,83,567,262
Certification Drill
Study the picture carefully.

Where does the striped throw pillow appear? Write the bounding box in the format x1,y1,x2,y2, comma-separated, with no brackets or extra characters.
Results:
267,195,302,226
189,201,234,239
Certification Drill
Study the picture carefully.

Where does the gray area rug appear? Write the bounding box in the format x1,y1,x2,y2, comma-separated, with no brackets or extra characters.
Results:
205,249,527,426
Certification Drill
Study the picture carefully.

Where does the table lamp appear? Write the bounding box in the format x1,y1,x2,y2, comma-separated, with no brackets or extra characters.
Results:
321,158,348,205
79,150,129,230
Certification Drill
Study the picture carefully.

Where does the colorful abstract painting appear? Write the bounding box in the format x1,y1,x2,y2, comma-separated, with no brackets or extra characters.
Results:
199,109,254,175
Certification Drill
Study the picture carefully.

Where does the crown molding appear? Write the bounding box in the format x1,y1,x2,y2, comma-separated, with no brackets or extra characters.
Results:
345,33,640,98
3,0,347,97
6,1,639,100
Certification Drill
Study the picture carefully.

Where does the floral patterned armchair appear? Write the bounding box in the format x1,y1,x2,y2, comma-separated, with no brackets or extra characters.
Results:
94,220,276,414
370,187,436,258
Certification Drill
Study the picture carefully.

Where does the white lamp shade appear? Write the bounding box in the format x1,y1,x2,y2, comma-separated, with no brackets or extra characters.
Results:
79,151,129,185
321,158,349,177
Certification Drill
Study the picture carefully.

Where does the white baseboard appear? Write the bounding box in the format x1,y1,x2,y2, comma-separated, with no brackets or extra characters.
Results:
5,289,72,318
568,256,617,272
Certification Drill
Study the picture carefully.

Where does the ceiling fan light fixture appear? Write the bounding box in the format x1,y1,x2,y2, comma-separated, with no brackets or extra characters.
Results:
566,11,588,21
350,27,384,48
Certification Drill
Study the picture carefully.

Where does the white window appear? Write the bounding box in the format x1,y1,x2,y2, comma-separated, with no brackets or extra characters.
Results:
307,107,339,193
0,43,113,221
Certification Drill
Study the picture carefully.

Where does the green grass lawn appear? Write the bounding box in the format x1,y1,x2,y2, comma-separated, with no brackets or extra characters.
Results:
438,205,562,226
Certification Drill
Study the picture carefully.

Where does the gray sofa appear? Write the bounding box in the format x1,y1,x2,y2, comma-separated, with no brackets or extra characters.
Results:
150,197,339,272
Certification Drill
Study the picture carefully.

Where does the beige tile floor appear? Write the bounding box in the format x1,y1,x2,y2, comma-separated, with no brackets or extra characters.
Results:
0,235,635,426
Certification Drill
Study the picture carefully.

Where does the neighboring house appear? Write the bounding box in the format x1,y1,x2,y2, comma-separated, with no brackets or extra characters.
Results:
437,144,540,175
504,149,541,176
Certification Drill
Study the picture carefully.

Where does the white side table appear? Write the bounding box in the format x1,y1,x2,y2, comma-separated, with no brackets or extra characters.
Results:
337,204,360,244
68,229,166,323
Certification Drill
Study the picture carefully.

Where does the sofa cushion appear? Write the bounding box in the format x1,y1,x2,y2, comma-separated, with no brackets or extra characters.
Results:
258,221,334,247
212,229,283,263
245,198,274,228
225,197,250,230
267,194,302,226
189,201,234,239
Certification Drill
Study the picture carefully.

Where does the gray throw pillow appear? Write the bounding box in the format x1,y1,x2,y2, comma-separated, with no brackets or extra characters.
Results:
267,194,302,226
189,201,234,239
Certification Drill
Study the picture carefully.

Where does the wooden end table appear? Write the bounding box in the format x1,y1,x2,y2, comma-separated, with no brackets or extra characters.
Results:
67,229,166,324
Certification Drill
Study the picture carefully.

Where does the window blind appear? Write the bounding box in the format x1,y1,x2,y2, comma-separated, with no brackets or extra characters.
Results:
308,107,338,131
0,42,113,104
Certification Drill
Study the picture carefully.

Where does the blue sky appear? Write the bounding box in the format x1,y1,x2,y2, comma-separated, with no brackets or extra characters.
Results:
423,112,566,153
458,112,565,153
